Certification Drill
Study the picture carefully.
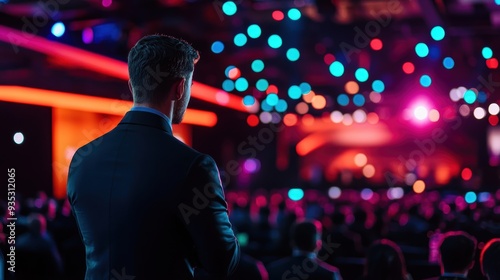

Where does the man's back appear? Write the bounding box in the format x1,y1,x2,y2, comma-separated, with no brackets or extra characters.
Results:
68,111,239,279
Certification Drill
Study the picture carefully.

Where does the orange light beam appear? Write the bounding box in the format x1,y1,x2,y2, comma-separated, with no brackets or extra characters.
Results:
296,133,329,156
0,86,217,127
0,25,247,112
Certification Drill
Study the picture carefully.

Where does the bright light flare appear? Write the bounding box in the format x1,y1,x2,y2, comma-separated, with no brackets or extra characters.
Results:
414,106,428,120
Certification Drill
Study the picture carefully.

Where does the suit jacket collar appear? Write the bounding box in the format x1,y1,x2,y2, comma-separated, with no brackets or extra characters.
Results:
119,110,173,135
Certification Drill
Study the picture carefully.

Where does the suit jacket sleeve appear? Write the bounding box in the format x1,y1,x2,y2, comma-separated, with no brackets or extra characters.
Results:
177,154,240,278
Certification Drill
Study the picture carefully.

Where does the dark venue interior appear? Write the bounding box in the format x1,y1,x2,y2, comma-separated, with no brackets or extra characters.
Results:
1,0,500,279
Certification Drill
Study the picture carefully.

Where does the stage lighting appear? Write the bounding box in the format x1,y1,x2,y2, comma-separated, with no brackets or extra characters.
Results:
13,132,24,144
222,1,237,16
211,41,224,53
482,47,493,59
243,95,255,106
51,22,65,37
256,79,269,91
430,26,445,41
415,43,429,57
286,48,300,61
247,24,261,39
329,61,344,77
355,68,369,82
328,187,341,199
288,188,304,201
372,80,385,93
288,85,302,99
268,34,282,49
251,59,265,72
414,106,428,120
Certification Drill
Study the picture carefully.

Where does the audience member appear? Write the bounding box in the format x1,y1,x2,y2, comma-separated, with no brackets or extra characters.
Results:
16,213,63,280
229,253,269,280
426,231,477,280
267,220,343,280
480,238,500,280
362,239,411,280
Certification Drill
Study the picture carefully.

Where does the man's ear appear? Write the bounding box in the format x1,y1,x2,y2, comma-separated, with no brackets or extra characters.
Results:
128,80,133,93
174,78,186,100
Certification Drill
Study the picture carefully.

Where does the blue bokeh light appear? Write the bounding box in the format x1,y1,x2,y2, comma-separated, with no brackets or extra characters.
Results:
234,33,247,47
415,42,429,57
275,99,288,112
288,8,301,20
482,47,493,59
288,85,302,99
247,24,262,39
266,94,279,106
443,57,454,69
268,34,283,49
465,191,477,204
463,89,477,104
420,75,432,87
286,48,300,61
243,95,255,106
372,80,385,93
329,61,345,77
51,22,65,37
299,82,311,94
261,99,273,112
353,94,366,107
288,188,304,201
235,77,249,91
222,1,237,16
337,94,349,106
355,68,369,82
430,26,445,41
222,79,235,92
211,41,224,54
251,59,265,72
256,79,269,91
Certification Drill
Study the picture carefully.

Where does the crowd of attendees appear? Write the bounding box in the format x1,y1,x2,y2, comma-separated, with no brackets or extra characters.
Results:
2,188,500,280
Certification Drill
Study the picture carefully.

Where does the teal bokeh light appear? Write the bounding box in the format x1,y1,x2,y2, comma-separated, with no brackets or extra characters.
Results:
355,68,369,82
251,60,265,72
415,42,429,57
256,79,269,91
286,48,300,61
268,34,283,49
329,61,345,77
222,1,237,16
247,24,261,39
430,26,445,41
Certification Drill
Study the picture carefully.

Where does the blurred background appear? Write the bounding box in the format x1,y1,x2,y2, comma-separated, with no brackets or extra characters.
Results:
1,0,500,279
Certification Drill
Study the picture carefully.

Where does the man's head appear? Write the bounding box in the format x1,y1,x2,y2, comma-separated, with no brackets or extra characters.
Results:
439,231,477,274
27,213,47,236
291,220,322,253
128,34,199,124
481,238,500,280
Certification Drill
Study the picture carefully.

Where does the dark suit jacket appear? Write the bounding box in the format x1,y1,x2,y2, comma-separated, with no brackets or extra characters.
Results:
67,111,240,279
267,255,342,280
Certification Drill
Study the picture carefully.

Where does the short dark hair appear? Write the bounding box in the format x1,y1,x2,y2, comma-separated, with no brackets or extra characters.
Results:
291,220,321,252
365,239,407,280
127,34,199,104
439,231,477,273
481,238,500,279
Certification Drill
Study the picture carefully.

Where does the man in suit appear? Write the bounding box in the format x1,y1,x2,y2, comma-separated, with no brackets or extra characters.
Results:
67,34,240,279
480,238,500,280
426,231,477,280
267,220,342,280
